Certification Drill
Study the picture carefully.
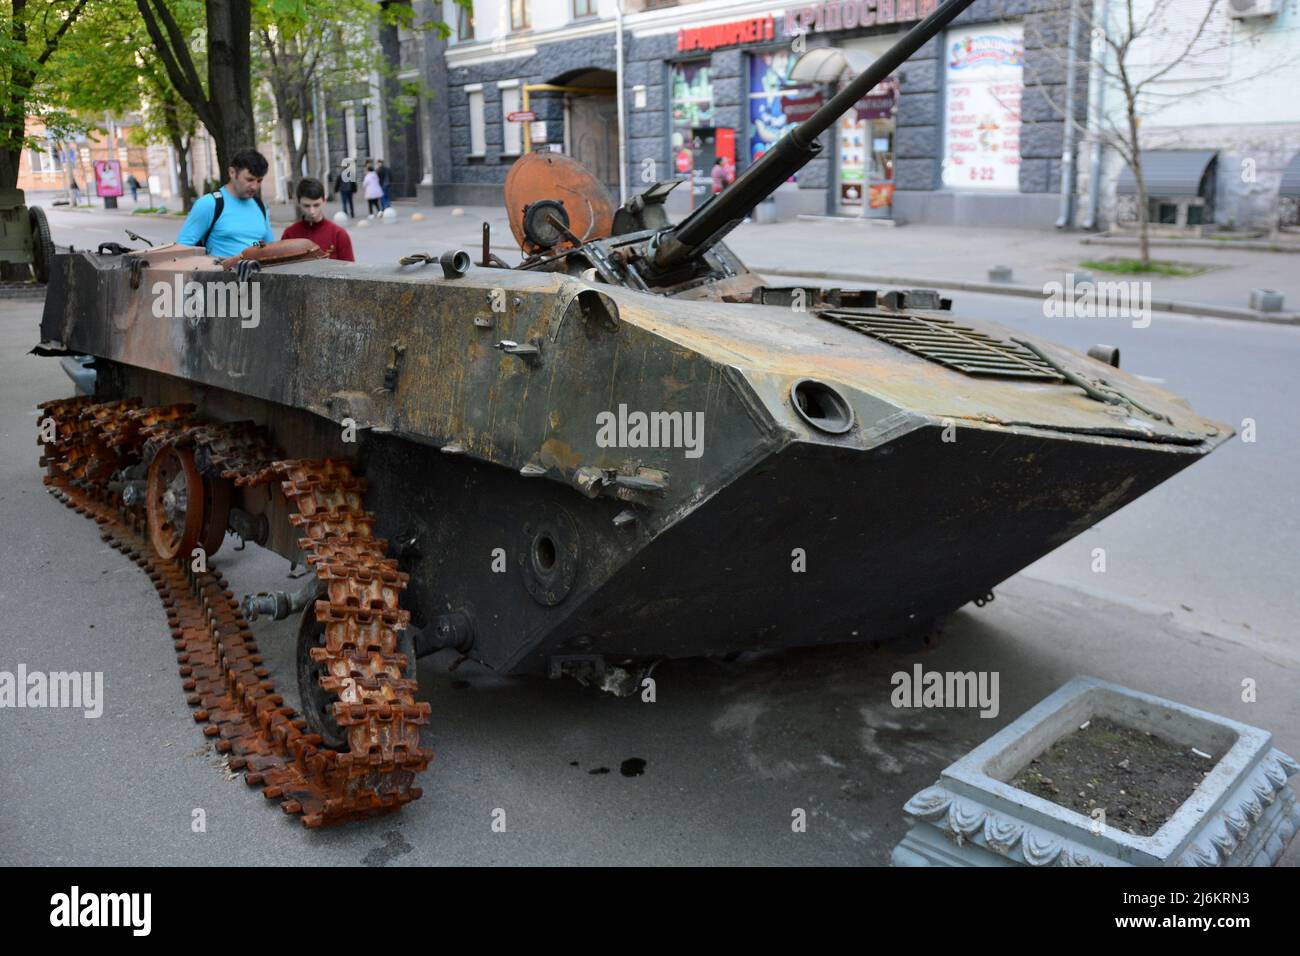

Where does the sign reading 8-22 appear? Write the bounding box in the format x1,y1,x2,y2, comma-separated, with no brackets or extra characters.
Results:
941,25,1024,192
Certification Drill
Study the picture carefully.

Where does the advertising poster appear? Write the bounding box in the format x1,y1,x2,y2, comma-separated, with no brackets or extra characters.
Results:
839,114,866,207
748,49,810,175
941,24,1024,191
94,159,124,197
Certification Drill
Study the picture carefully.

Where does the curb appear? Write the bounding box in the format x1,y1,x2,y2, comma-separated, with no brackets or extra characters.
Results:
0,283,46,301
752,265,1300,326
53,205,432,229
1081,235,1300,255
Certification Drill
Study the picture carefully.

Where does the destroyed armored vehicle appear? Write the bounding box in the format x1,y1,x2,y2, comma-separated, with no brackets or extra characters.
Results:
33,0,1229,826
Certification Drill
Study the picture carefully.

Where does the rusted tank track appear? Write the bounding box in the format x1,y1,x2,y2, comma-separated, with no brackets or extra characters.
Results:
37,395,431,827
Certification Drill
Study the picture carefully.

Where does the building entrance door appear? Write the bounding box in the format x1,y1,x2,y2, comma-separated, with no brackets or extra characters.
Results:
569,93,619,193
838,114,894,218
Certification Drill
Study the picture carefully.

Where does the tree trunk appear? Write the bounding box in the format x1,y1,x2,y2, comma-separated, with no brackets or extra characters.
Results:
0,107,29,271
0,1,25,189
263,35,316,200
206,0,256,172
176,138,194,211
1126,106,1151,268
292,87,311,188
0,143,21,192
138,0,257,177
279,112,299,200
164,108,195,212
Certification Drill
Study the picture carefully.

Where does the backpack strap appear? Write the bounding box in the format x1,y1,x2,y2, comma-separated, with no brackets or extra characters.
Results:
197,191,268,251
198,191,224,250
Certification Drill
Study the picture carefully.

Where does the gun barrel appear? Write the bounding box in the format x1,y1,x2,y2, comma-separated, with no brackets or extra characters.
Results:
649,0,978,271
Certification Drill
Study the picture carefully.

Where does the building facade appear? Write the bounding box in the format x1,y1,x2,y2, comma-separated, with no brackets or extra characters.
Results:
1095,0,1300,234
424,0,1087,226
16,118,151,199
320,2,438,205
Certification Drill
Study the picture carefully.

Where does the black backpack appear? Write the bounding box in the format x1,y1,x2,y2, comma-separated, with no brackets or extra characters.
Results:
198,190,268,250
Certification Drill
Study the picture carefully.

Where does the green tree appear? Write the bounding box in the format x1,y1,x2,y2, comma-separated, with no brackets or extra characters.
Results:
133,57,201,210
136,0,255,174
253,0,447,200
44,1,202,208
0,0,94,189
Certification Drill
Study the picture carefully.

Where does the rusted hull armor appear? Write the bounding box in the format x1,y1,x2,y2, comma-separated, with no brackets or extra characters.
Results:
38,247,1230,677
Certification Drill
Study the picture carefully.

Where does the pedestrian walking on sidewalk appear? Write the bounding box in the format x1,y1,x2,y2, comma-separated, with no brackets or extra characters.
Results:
377,159,392,210
333,162,356,218
127,173,141,204
362,162,383,217
70,177,82,207
711,156,734,195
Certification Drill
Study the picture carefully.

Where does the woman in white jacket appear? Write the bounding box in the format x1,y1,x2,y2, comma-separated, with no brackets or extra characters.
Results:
362,163,383,217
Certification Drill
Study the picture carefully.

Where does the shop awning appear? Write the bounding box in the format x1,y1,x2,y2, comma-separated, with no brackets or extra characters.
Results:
1116,150,1217,197
788,47,875,85
1280,151,1300,198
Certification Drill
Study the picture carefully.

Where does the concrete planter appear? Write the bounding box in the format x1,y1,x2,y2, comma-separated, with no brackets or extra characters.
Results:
892,676,1300,867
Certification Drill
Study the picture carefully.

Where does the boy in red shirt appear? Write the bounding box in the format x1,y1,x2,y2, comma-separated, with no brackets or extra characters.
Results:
282,177,355,261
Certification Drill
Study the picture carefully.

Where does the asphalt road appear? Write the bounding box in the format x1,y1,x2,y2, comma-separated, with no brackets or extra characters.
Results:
1,212,1297,866
882,290,1300,656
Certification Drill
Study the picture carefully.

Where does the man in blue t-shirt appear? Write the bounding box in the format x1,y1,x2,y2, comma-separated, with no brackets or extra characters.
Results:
176,148,276,258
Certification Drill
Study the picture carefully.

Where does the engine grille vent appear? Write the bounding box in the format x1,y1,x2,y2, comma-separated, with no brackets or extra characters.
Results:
820,310,1065,382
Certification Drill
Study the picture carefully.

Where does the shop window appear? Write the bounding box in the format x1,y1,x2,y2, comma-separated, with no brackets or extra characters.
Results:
511,0,530,30
1279,197,1300,230
359,105,372,160
500,82,522,156
343,105,357,157
468,87,486,156
748,50,811,177
30,147,63,174
670,61,714,181
1155,202,1178,225
342,103,371,163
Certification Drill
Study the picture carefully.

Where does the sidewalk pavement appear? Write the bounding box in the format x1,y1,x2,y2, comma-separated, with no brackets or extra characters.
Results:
726,217,1300,324
31,190,1300,323
26,188,306,225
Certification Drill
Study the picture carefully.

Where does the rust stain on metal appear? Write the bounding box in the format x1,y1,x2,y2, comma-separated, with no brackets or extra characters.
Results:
539,437,583,472
504,152,614,255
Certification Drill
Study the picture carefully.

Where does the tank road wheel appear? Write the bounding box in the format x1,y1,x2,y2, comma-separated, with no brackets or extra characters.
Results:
296,599,418,752
29,206,54,284
198,472,232,557
296,599,347,751
146,446,205,560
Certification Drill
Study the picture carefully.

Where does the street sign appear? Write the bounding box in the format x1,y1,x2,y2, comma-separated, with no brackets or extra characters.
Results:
507,110,537,123
780,91,824,124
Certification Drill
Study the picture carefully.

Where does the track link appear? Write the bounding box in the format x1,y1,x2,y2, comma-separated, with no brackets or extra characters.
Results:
37,396,431,827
